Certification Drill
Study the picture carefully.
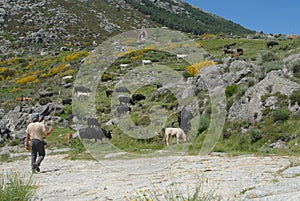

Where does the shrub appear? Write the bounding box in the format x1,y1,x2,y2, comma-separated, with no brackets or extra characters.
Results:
0,67,15,79
290,89,300,106
182,71,192,79
39,97,52,105
288,60,300,78
259,50,278,62
249,128,262,143
225,85,239,98
272,107,290,122
47,64,67,77
186,60,217,77
262,61,283,74
198,115,210,135
101,73,113,82
15,74,39,85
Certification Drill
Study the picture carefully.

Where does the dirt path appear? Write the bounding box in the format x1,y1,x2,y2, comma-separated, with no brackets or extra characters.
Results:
1,152,300,201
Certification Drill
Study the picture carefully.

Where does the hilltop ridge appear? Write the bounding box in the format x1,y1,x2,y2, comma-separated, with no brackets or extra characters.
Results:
0,0,253,58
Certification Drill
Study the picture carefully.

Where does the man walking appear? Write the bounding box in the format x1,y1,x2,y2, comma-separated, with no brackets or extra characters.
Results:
25,113,53,173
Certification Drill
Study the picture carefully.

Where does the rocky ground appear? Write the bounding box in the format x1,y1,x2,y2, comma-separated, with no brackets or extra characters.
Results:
1,150,300,201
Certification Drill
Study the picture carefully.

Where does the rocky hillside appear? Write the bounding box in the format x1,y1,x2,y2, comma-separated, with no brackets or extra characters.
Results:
0,0,253,58
0,0,300,157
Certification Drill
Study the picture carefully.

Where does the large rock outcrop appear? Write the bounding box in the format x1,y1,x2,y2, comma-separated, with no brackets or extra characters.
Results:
228,70,300,123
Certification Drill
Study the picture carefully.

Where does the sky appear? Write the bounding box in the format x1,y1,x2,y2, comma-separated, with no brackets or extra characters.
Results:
183,0,300,35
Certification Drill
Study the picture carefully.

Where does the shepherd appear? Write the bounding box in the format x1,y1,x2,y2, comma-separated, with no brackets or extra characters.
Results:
25,113,53,173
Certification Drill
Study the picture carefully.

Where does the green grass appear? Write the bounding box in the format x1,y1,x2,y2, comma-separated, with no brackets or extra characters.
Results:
0,171,36,201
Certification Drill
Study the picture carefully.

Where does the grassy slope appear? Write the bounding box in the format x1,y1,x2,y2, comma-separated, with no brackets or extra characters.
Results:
1,36,300,158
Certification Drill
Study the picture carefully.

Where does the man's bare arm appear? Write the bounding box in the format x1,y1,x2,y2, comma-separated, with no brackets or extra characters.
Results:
44,127,53,136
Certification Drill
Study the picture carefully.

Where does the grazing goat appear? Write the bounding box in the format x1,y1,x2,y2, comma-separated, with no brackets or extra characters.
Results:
223,43,236,55
132,94,146,102
74,86,92,97
15,97,32,101
165,128,187,145
118,96,135,105
116,104,131,117
231,48,244,58
65,133,72,143
266,41,279,48
79,127,112,143
142,60,153,67
115,87,131,94
62,98,72,105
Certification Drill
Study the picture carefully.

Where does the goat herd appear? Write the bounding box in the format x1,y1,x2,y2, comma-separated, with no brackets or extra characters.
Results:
70,40,279,146
72,83,194,146
223,41,279,58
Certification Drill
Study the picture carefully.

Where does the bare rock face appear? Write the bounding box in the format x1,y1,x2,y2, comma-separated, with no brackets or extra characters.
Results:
193,56,300,124
228,70,300,123
0,103,67,141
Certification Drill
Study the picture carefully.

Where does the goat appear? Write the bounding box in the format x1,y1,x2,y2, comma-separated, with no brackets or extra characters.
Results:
142,60,153,67
74,86,92,97
266,41,279,48
165,128,187,145
132,94,146,102
118,96,135,105
65,133,72,143
62,98,72,105
15,97,32,101
79,127,112,143
115,87,131,94
116,104,131,117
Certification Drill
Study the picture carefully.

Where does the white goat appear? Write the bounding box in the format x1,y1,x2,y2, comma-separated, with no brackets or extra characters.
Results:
165,128,187,145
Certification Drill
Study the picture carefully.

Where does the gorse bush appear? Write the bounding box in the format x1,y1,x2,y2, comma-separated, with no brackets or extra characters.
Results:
101,73,113,82
0,171,36,201
15,74,39,85
187,60,217,77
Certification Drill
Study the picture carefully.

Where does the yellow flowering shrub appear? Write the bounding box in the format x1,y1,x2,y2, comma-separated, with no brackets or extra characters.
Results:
131,54,143,61
143,45,155,51
0,67,15,79
25,63,33,69
47,64,67,77
187,60,217,77
9,87,19,92
41,59,50,67
62,51,89,62
6,60,13,66
62,69,75,75
0,67,8,73
15,74,39,85
40,73,47,78
201,33,216,40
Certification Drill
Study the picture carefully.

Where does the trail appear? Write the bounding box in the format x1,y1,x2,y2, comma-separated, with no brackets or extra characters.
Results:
1,153,300,201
